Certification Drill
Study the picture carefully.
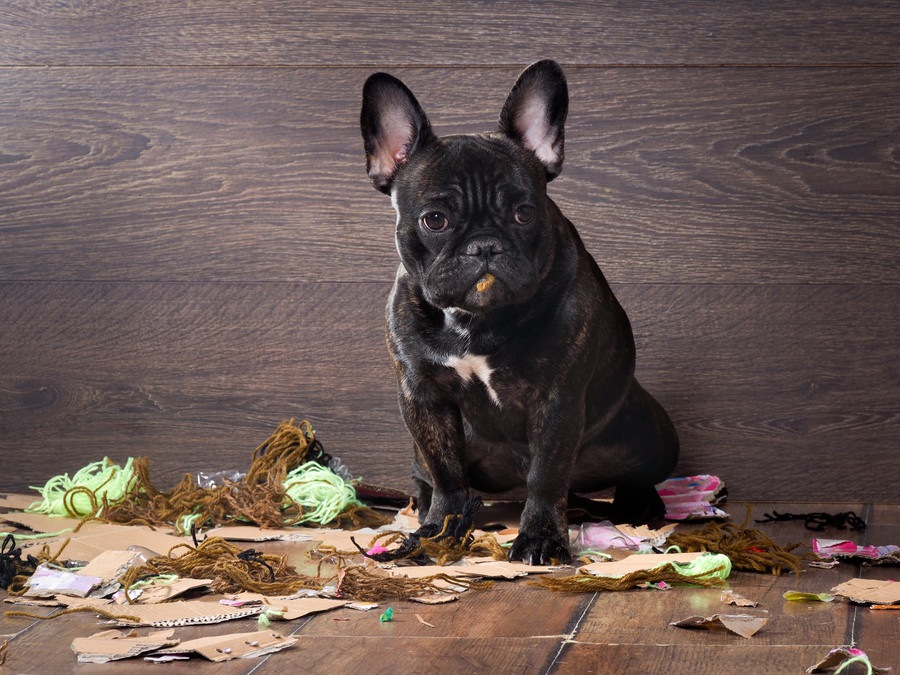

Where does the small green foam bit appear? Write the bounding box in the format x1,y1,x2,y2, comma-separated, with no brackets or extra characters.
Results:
783,591,834,602
282,461,364,525
26,457,139,518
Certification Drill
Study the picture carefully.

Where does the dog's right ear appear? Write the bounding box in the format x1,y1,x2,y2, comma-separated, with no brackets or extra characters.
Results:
360,73,435,194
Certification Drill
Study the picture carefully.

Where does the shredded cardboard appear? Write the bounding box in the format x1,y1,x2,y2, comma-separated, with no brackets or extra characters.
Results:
18,522,189,564
831,578,900,605
0,511,85,534
670,612,769,638
65,596,267,627
71,628,179,664
75,550,140,584
0,494,37,510
222,593,347,620
121,578,212,604
720,590,759,607
384,559,555,581
153,628,297,662
579,552,704,577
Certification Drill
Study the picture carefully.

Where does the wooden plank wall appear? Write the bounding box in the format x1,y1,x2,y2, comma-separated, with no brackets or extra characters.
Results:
1,2,897,500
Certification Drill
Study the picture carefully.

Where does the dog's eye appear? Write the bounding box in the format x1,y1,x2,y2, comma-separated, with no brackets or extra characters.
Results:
420,211,449,232
514,205,536,225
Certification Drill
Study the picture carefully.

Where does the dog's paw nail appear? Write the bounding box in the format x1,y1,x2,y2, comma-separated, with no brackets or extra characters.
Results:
509,534,572,566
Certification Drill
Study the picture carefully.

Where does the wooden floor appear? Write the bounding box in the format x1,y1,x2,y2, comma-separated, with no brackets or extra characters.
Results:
1,502,897,674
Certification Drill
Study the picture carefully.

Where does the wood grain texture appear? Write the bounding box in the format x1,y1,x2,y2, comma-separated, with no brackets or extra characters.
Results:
554,644,830,675
1,282,896,501
1,1,898,66
1,67,898,285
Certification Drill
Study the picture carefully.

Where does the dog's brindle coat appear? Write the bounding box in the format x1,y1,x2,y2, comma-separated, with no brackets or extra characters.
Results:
360,60,679,564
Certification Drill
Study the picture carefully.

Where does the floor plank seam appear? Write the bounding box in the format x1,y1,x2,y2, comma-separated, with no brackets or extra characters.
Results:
842,502,874,649
542,591,598,674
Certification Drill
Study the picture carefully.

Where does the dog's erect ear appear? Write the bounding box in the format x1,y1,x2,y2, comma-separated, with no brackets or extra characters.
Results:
361,73,436,194
499,60,568,180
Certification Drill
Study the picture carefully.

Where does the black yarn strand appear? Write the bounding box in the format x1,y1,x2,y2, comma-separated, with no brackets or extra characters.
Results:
755,510,867,532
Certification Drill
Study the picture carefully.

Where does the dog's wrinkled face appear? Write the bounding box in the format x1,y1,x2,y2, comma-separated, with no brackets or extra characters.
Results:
391,134,553,313
361,60,569,315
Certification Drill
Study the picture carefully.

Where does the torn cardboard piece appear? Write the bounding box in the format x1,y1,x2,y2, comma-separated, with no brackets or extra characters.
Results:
154,629,297,662
831,578,900,605
222,593,347,620
382,559,556,581
806,646,892,674
59,596,266,626
204,525,315,543
671,612,769,639
0,493,38,510
0,510,83,534
579,552,705,577
76,550,140,585
63,593,346,626
208,525,401,553
23,523,190,564
720,590,759,607
117,578,212,604
71,628,179,664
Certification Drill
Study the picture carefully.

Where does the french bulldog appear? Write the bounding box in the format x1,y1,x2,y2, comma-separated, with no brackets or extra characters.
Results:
360,60,679,565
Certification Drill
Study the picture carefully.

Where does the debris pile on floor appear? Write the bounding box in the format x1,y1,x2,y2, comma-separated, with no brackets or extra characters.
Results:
0,420,897,668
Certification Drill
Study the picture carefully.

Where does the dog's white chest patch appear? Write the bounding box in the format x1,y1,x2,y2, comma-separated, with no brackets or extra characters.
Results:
444,353,500,406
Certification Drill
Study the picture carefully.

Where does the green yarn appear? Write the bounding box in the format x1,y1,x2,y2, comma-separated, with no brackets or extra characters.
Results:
283,462,363,525
594,552,732,581
835,654,873,675
26,457,139,518
670,553,732,581
7,528,75,540
22,448,365,529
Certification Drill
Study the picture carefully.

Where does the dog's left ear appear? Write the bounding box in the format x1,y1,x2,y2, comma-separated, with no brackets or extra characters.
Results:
499,60,568,181
361,73,436,194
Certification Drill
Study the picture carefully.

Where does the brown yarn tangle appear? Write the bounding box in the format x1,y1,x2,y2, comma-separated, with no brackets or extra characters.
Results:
96,419,390,533
533,563,730,593
117,536,487,603
354,498,507,566
4,604,141,624
666,508,808,576
363,525,508,566
334,564,493,602
119,536,324,597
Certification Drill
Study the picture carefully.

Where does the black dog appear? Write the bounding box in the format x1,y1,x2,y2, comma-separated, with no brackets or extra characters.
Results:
360,60,679,564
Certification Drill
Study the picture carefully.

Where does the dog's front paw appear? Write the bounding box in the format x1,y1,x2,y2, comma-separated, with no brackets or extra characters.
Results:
509,532,572,566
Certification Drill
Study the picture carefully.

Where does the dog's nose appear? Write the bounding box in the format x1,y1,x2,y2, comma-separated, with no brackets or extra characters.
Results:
464,236,504,257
